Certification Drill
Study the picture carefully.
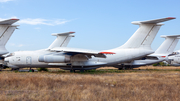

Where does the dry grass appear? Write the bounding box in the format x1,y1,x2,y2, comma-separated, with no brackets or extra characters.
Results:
0,67,180,101
136,65,180,69
97,66,180,70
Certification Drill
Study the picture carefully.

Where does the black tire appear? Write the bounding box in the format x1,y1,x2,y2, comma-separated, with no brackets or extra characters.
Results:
70,69,73,72
80,69,84,72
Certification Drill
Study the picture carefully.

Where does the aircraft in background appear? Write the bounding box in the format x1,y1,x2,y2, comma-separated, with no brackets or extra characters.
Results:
167,51,180,66
114,35,180,69
0,19,19,67
4,17,175,72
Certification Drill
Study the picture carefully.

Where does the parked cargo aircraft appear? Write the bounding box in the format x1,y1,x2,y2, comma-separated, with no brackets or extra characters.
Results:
4,17,175,72
168,51,180,66
114,35,180,69
0,19,19,67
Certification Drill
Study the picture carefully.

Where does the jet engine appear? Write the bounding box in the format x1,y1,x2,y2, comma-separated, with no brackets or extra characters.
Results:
38,55,70,63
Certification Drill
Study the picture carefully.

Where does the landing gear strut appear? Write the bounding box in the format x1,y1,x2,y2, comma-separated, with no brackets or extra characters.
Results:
11,68,19,71
118,64,126,70
70,69,75,72
80,69,84,72
29,68,34,72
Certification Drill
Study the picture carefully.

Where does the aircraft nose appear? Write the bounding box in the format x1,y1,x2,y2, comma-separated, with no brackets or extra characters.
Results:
4,58,9,62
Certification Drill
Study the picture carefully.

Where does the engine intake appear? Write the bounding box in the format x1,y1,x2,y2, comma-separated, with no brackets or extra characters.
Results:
38,55,70,63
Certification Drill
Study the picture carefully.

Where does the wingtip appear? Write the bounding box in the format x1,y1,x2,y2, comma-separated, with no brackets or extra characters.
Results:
69,32,75,33
166,17,176,19
10,18,20,20
99,52,116,54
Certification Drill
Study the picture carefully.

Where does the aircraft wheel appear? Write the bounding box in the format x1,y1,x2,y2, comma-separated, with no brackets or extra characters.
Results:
70,69,76,72
29,69,34,72
80,69,84,72
11,68,19,71
70,69,73,72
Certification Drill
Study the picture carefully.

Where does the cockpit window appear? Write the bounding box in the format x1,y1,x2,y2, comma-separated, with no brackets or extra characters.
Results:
172,52,179,55
6,53,15,57
10,53,15,56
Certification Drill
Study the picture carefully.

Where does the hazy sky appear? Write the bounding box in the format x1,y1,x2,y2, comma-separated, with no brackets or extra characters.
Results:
0,0,180,52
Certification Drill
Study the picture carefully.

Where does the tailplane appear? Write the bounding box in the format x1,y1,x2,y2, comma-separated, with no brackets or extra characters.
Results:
155,35,180,54
48,32,75,49
119,17,175,49
0,18,19,55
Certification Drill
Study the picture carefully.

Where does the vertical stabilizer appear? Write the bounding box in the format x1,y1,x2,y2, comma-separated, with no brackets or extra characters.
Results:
48,32,75,49
0,19,19,55
155,35,180,54
119,17,175,49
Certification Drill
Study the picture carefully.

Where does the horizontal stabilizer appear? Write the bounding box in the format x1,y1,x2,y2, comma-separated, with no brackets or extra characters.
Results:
51,32,75,36
160,35,180,38
0,19,19,25
132,17,175,25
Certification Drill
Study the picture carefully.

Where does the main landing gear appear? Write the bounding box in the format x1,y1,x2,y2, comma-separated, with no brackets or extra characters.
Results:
11,68,19,71
29,68,34,72
118,64,133,70
70,69,76,72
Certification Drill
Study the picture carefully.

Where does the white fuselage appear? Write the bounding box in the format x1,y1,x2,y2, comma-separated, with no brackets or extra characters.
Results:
5,48,153,70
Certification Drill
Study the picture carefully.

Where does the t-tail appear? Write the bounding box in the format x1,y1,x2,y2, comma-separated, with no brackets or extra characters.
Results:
48,32,75,49
119,17,176,50
0,19,19,55
155,35,180,54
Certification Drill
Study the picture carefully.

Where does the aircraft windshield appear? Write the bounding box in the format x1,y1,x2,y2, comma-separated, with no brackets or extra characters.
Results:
6,53,15,57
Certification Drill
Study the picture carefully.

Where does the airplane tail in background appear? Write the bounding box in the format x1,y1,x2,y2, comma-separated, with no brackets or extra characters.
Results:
48,32,75,49
0,19,19,55
119,17,175,49
155,35,180,54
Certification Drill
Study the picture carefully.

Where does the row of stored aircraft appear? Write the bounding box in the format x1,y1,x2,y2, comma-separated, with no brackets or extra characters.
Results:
0,17,180,72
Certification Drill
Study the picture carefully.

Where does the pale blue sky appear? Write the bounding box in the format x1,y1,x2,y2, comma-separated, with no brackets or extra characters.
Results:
0,0,180,52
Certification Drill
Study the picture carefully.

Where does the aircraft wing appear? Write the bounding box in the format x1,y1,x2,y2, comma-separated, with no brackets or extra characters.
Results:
0,19,19,25
146,54,168,60
50,47,115,58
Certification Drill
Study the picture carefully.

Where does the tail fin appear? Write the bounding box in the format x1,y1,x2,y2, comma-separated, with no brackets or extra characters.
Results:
119,17,175,49
155,35,180,54
48,32,75,49
0,19,19,55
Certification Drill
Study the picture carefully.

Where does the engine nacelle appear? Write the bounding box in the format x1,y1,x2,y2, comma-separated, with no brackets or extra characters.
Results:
38,55,70,63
